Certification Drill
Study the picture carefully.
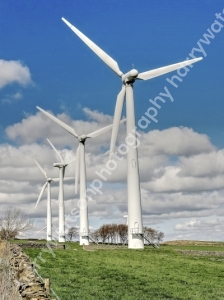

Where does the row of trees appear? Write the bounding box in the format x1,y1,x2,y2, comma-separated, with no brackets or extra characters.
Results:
91,224,128,244
0,207,164,245
67,224,164,245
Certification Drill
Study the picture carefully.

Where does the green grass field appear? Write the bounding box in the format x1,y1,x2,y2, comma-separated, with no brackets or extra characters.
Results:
21,242,224,300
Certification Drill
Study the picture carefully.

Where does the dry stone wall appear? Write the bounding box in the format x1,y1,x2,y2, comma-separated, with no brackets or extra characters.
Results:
176,249,224,256
2,242,52,300
17,242,65,249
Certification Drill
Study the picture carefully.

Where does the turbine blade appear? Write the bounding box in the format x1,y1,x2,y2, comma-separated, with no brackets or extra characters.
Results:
52,178,59,182
63,167,65,178
52,224,59,230
109,87,126,157
64,177,75,181
32,157,47,179
137,57,203,80
61,17,123,77
47,138,64,163
36,226,47,233
53,176,75,182
75,145,80,194
65,158,76,165
87,118,126,139
35,182,48,209
37,106,78,138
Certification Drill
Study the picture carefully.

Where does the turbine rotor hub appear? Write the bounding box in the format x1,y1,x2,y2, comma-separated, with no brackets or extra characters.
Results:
79,134,87,142
122,69,138,83
129,69,138,77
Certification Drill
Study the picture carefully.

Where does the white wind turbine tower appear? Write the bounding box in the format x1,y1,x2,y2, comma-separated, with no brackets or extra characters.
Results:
32,157,59,241
37,106,125,245
61,17,203,249
47,138,75,242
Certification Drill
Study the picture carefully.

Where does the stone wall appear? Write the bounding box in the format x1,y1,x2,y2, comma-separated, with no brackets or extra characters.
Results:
2,242,52,299
0,241,20,299
176,249,224,256
17,242,65,249
83,244,127,250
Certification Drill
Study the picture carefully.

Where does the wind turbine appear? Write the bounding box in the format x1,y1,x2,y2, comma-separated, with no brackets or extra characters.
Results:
47,138,75,242
36,223,58,239
36,106,125,245
61,17,203,249
123,215,128,226
32,156,59,241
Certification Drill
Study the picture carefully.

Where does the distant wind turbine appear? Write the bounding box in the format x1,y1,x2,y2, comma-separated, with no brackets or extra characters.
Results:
36,223,58,237
37,106,125,245
123,215,128,226
47,138,75,242
32,156,58,241
61,17,203,249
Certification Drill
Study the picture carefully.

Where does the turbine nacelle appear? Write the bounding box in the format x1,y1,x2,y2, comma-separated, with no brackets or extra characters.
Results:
53,162,67,168
78,134,87,142
122,69,138,83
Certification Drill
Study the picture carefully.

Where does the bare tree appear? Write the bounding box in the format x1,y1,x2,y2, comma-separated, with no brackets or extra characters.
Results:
0,207,33,240
109,224,118,244
90,229,101,244
66,226,78,241
156,230,164,245
143,227,157,244
91,224,164,247
98,224,110,244
117,224,128,245
143,227,165,246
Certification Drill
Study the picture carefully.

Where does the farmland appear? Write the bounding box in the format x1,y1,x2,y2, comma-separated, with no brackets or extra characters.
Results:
20,241,224,300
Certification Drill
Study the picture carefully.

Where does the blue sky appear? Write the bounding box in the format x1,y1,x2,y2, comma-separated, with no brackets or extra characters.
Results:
1,0,223,142
0,0,224,241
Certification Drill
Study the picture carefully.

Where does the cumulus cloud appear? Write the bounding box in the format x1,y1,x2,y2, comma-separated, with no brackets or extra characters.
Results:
5,109,126,154
141,190,223,217
173,217,224,241
178,150,224,178
0,143,76,182
0,60,32,89
139,127,215,157
2,108,224,241
5,110,214,159
175,218,221,231
83,107,113,124
143,166,224,193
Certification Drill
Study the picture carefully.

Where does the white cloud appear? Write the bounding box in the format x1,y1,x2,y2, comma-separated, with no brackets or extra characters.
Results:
0,143,76,182
139,127,215,157
13,92,23,99
173,217,224,241
178,150,224,178
0,60,32,89
140,189,224,220
143,162,224,193
83,107,113,124
1,91,23,104
175,218,222,231
5,109,126,155
2,109,224,241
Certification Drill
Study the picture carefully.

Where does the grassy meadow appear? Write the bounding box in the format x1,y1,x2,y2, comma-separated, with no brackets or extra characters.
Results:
19,241,224,300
